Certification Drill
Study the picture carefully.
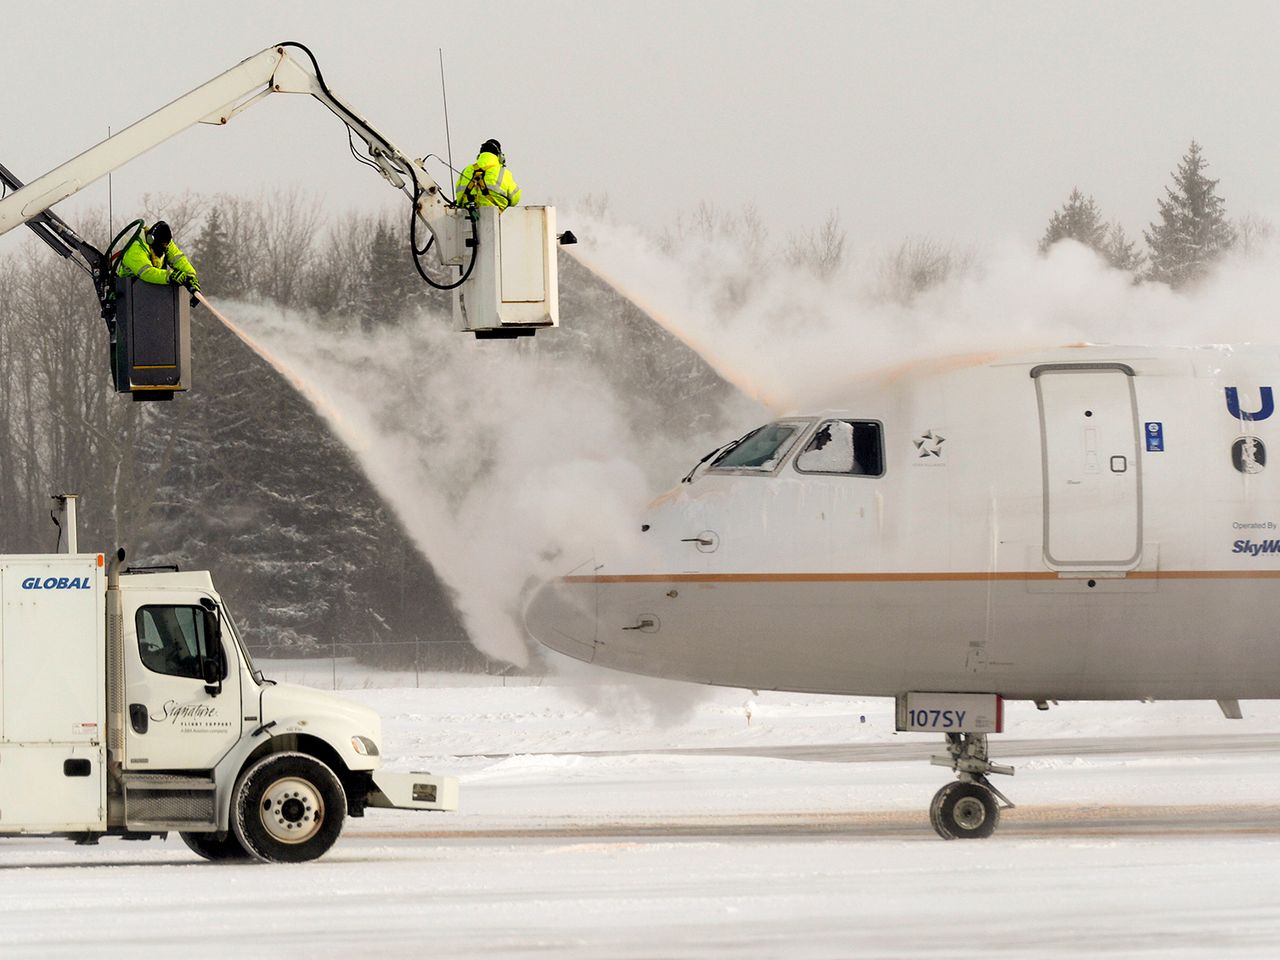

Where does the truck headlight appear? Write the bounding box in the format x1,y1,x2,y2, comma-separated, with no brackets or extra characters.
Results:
351,735,380,757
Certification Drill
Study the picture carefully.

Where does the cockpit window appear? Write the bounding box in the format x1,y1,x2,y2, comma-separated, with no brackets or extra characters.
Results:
794,420,884,476
709,421,807,473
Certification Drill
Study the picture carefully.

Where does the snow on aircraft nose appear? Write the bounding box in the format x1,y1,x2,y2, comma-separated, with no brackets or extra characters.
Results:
524,572,598,663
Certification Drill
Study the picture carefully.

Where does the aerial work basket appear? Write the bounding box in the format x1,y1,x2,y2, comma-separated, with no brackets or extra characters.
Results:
111,277,191,401
448,206,559,338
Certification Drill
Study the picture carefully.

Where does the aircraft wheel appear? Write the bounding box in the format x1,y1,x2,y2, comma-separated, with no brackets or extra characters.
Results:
180,830,253,862
929,781,999,840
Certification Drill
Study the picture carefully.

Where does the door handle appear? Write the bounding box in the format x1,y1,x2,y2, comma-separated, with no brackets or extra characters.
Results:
681,530,720,552
128,703,149,735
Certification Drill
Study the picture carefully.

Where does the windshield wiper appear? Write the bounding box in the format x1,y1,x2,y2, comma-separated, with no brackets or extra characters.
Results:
682,434,748,483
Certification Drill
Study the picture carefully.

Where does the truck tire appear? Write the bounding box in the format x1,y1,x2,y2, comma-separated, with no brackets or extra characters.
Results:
231,752,347,863
180,830,253,862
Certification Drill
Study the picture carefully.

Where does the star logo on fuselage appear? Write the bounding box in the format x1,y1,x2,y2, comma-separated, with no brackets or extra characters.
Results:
914,430,946,458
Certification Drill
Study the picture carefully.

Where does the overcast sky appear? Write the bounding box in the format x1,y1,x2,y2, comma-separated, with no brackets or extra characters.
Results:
4,1,1280,255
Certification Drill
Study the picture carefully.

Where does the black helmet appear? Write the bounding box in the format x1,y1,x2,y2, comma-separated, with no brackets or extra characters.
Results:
480,139,503,157
147,220,172,251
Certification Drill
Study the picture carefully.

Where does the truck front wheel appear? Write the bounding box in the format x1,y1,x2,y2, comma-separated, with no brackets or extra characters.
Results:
232,752,347,863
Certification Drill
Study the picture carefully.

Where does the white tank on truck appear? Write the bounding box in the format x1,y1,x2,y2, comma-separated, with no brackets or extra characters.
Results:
0,495,456,863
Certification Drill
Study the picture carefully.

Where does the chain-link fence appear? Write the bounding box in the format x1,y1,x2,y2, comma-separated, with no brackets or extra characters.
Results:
250,637,544,690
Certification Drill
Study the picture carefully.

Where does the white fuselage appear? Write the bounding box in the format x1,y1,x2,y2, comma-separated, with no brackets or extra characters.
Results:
526,344,1280,701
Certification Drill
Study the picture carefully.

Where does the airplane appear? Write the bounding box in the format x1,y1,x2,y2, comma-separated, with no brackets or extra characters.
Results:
524,342,1280,839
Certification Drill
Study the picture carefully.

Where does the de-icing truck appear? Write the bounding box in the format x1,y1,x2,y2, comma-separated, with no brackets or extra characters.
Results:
0,496,457,863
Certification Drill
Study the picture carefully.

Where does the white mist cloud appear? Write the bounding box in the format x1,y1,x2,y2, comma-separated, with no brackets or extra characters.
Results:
569,214,1280,414
218,305,657,666
219,214,1280,672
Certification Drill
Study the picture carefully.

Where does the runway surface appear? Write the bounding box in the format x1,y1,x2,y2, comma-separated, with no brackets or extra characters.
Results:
350,803,1280,842
395,733,1280,841
5,719,1280,958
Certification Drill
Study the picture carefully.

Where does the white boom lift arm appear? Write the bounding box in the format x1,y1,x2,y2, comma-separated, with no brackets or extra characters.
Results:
0,42,561,335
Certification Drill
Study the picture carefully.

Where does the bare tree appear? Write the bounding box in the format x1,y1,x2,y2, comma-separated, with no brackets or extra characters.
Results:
0,256,29,543
873,237,977,305
784,211,846,279
304,210,380,321
214,193,279,299
1235,214,1276,258
137,191,210,243
253,187,321,305
737,205,767,269
577,193,610,220
656,202,760,256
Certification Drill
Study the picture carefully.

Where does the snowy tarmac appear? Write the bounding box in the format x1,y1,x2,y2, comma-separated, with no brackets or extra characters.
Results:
3,676,1280,958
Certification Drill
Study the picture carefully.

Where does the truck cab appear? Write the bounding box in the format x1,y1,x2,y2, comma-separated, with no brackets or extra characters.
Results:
0,547,456,863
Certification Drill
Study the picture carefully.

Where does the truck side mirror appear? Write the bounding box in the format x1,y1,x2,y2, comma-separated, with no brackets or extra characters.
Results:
199,601,224,696
202,657,223,697
200,597,222,641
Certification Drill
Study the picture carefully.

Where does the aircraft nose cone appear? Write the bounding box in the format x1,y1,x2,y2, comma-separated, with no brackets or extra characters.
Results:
524,575,598,663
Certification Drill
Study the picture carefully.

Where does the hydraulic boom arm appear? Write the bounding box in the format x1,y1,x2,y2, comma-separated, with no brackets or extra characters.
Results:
0,43,453,250
1,41,561,342
0,159,114,310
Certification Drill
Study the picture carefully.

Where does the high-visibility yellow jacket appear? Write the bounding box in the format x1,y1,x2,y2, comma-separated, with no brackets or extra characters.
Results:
456,151,521,210
117,225,197,285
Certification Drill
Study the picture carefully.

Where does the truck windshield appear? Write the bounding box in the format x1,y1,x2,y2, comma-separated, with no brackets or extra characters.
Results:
710,421,806,473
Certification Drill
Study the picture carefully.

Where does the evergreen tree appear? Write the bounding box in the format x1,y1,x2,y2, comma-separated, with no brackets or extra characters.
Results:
193,206,244,298
361,219,420,331
1144,141,1236,288
1102,222,1145,274
1039,188,1108,254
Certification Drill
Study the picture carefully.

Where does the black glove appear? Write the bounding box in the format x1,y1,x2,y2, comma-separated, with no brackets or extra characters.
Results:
186,274,201,294
167,267,187,285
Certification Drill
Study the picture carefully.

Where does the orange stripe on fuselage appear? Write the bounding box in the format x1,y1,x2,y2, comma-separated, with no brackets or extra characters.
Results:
561,570,1280,584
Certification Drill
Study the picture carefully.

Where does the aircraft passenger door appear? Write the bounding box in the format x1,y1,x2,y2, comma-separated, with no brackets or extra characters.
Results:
1033,363,1142,569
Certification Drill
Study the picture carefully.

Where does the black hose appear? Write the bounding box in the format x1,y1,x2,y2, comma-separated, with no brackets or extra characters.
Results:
97,218,146,324
409,198,479,290
413,223,433,258
106,219,145,263
276,41,478,292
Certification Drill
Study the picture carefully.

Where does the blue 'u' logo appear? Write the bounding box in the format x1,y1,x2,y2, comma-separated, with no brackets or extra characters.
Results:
1226,386,1275,422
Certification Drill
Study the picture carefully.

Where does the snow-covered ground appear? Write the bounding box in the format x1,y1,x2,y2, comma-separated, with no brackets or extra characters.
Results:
3,669,1280,958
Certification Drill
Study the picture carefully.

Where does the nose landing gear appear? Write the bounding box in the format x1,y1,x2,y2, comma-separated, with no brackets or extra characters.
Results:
929,732,1014,840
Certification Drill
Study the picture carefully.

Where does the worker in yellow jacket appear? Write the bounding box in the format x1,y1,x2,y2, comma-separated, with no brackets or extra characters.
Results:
117,220,200,292
456,139,521,210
